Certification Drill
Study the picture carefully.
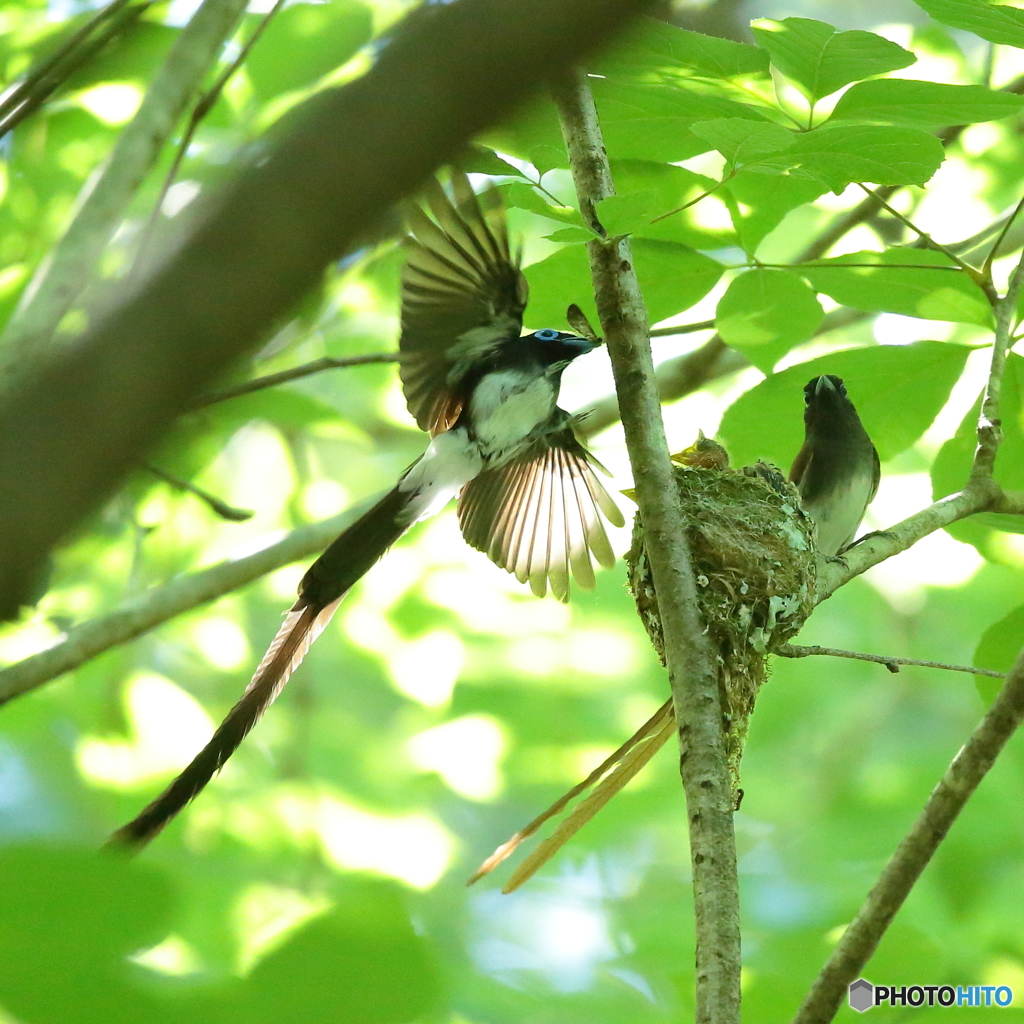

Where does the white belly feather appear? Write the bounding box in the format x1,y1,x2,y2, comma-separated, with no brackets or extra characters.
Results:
468,371,556,453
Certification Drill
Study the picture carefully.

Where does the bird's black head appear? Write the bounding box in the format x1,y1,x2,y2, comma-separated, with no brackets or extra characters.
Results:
802,374,866,439
804,374,847,404
527,328,599,373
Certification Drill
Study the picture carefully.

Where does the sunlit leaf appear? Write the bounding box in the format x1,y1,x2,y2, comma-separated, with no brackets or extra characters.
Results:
716,268,824,372
719,341,971,468
802,248,992,325
830,78,1024,128
750,17,915,100
788,124,945,191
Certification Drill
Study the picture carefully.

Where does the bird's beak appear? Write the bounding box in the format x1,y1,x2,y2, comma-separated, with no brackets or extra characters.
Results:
568,333,599,354
814,375,836,397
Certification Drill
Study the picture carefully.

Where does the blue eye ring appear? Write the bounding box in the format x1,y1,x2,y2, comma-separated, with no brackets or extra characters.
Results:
535,329,560,341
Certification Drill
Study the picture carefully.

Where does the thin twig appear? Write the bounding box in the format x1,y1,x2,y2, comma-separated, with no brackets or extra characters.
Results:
0,1,150,140
0,0,136,123
139,459,253,521
792,645,1024,1024
554,69,740,1024
856,185,992,297
797,187,898,263
982,193,1024,277
649,319,716,338
192,352,399,408
973,221,1024,479
816,483,999,604
778,644,1006,679
0,498,378,706
650,172,735,224
0,0,250,388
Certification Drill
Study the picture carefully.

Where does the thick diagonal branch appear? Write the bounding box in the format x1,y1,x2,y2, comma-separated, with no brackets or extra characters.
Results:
0,0,250,382
0,0,647,619
792,643,1024,1024
554,70,740,1024
0,500,373,706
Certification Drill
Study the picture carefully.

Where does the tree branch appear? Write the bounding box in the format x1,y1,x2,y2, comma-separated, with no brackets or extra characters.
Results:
131,0,289,278
816,482,1000,603
792,644,1024,1024
554,70,740,1024
0,500,374,706
973,237,1024,478
0,0,151,139
192,353,399,408
778,644,1006,679
0,0,648,619
0,0,250,384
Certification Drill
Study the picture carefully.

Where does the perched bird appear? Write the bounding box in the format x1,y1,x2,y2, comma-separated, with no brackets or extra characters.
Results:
112,172,623,847
788,374,879,557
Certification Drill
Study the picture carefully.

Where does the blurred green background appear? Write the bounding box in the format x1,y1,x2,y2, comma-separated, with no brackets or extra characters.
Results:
1,0,1024,1020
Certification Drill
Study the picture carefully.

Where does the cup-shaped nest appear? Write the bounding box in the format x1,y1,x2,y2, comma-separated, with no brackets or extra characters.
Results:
625,460,816,791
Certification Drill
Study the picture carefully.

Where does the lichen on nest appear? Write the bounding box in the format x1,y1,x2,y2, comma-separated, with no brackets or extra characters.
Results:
625,459,816,795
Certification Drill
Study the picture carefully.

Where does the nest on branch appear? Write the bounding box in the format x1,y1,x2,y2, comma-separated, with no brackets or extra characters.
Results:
625,459,816,795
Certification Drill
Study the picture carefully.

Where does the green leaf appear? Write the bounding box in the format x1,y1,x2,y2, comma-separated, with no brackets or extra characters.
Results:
974,604,1024,705
543,226,594,243
593,79,770,163
716,269,824,372
689,118,795,170
932,352,1024,546
802,248,992,325
238,880,440,1024
718,341,971,469
596,16,770,78
609,160,738,249
913,0,1024,49
788,125,945,191
64,22,180,89
596,192,664,237
246,1,373,100
0,847,176,1024
501,182,583,227
455,145,527,177
722,170,828,253
633,238,724,324
830,79,1024,128
523,240,722,330
750,18,916,101
487,101,567,173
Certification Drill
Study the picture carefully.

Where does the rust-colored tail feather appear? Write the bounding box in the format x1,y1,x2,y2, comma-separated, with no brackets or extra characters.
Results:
108,485,415,850
108,598,341,849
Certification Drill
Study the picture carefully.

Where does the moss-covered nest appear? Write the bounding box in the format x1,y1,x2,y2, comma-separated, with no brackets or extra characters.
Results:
625,460,816,794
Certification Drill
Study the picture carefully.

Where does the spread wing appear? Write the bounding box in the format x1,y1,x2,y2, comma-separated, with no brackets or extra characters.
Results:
457,428,625,602
401,171,528,435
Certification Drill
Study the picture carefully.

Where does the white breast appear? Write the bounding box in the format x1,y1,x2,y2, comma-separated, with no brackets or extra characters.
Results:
468,372,556,454
805,468,876,556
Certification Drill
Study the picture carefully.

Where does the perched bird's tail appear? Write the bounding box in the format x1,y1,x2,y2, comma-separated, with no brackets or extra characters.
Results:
109,485,413,849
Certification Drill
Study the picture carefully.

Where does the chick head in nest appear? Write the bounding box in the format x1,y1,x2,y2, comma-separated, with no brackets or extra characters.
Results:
625,437,816,787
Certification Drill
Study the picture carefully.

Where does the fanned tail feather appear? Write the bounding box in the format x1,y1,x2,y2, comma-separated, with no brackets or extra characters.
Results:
108,598,341,849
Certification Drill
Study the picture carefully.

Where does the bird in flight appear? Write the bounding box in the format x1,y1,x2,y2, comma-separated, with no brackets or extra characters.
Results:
112,171,624,847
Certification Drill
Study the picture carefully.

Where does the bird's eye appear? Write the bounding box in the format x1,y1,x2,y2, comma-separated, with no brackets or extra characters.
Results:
535,329,560,341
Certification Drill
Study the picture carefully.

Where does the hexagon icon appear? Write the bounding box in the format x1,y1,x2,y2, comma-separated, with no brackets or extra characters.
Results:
849,978,874,1013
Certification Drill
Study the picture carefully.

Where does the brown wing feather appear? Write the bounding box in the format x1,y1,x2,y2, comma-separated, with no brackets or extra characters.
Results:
458,432,623,602
400,171,527,433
